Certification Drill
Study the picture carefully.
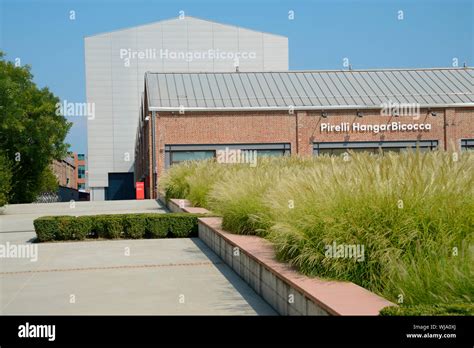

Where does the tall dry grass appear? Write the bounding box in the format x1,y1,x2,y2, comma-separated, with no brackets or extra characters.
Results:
159,151,473,306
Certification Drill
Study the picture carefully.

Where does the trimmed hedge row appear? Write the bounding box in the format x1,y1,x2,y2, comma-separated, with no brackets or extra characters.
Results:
380,303,474,316
33,213,205,242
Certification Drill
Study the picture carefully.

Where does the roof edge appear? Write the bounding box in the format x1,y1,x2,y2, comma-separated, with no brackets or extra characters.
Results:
144,67,473,75
85,15,288,39
149,104,474,112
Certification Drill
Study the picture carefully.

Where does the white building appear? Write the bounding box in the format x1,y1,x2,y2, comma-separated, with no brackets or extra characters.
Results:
84,16,288,200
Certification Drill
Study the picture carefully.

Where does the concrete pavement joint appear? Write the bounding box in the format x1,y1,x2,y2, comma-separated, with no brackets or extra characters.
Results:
1,243,59,313
0,260,224,275
0,230,36,234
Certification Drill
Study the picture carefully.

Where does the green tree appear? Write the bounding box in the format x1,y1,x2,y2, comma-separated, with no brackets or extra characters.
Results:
0,151,12,206
0,51,71,203
38,166,59,193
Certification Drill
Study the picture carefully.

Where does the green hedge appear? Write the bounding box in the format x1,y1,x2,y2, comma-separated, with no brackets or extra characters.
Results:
146,214,169,238
380,303,474,316
33,213,204,242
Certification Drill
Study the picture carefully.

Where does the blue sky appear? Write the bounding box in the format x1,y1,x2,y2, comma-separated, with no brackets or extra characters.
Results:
1,0,472,154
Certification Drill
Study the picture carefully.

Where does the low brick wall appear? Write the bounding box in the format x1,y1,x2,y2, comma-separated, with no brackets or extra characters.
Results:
162,197,396,315
199,218,329,315
157,195,190,213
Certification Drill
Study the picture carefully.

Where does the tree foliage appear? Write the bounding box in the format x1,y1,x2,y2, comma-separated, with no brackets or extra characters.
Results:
0,51,71,203
0,151,12,206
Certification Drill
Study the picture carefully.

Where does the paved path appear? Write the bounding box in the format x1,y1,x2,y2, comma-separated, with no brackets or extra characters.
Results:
0,200,276,315
0,199,168,233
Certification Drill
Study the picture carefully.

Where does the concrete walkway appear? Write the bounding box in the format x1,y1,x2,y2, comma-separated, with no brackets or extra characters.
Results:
0,200,276,315
0,199,168,234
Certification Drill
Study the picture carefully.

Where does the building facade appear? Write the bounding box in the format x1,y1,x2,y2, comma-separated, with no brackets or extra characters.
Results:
74,153,87,192
135,69,474,199
50,153,89,201
85,16,288,200
51,154,77,189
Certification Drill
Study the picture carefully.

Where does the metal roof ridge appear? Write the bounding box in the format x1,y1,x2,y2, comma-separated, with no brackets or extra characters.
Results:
144,67,473,75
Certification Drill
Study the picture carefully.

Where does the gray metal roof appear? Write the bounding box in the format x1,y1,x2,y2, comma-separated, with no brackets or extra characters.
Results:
145,68,474,111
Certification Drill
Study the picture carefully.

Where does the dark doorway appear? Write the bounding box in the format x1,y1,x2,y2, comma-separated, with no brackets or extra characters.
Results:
107,173,135,200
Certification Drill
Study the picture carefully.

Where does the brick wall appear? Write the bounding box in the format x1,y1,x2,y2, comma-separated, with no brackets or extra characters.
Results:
72,153,87,190
445,108,474,150
51,158,76,189
155,110,296,179
305,108,447,150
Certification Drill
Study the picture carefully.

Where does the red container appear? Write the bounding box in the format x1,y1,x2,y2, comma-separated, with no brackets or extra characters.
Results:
136,182,144,200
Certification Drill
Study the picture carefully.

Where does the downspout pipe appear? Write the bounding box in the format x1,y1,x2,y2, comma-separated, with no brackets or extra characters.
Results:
151,111,157,199
443,110,448,151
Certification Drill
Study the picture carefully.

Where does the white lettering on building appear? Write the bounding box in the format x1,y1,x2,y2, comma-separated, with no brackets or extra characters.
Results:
320,122,431,134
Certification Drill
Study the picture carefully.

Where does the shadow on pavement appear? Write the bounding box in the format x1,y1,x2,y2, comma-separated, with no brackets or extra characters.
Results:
190,237,277,315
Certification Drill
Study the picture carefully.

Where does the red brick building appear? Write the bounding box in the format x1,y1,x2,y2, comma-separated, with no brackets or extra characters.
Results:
135,68,474,199
51,155,77,189
73,153,87,192
51,153,88,191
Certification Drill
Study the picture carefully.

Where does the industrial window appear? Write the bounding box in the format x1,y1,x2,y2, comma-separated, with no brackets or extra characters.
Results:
461,139,473,151
170,151,215,165
165,143,291,168
78,154,85,161
78,183,86,190
78,165,86,179
313,140,438,156
256,149,286,157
